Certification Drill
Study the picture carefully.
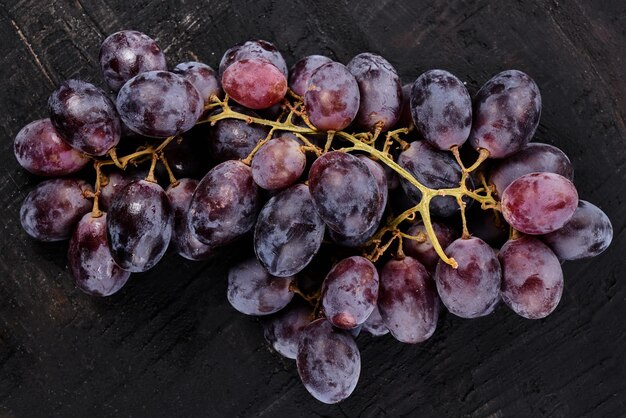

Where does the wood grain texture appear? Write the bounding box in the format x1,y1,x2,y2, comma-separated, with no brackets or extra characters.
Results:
0,0,625,416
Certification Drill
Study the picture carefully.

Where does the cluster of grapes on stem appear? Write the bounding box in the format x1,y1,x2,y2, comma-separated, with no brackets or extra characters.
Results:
14,30,613,404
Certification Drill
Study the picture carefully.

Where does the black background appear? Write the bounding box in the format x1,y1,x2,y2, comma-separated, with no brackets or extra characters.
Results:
1,1,625,416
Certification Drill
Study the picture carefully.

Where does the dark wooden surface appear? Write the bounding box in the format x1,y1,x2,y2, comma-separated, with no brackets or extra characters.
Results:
1,1,625,416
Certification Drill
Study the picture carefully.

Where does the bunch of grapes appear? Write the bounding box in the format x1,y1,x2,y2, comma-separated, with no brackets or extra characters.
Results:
14,30,613,404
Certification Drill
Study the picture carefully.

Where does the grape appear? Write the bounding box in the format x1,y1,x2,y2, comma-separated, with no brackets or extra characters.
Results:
378,257,439,343
304,62,360,131
254,184,325,277
501,172,578,234
99,169,145,211
219,39,288,78
189,160,259,247
465,205,509,248
396,83,414,129
222,58,287,109
289,55,333,97
208,106,269,162
263,300,312,359
347,52,402,131
116,71,204,138
227,257,294,316
158,128,213,180
435,237,501,318
469,70,542,158
165,179,214,261
398,141,463,217
320,256,379,330
308,151,382,237
99,30,167,91
173,61,222,105
490,142,574,197
403,220,458,271
68,213,131,297
106,179,173,272
20,178,93,242
410,69,472,150
48,80,121,156
297,319,360,404
541,200,613,260
361,305,389,336
13,119,89,176
251,135,306,190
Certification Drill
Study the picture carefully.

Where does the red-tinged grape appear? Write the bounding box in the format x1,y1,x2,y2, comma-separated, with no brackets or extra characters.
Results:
321,256,379,330
165,179,214,261
347,53,402,131
116,71,203,138
308,151,382,237
410,69,472,150
254,184,325,277
469,70,542,158
297,319,360,404
263,300,313,359
20,178,93,242
490,142,574,197
68,213,131,297
361,305,389,337
541,200,613,260
189,160,259,247
403,220,458,272
289,55,333,97
251,135,306,190
49,80,121,156
378,257,439,343
435,237,501,318
227,257,294,316
13,119,89,176
173,61,222,105
99,30,167,91
106,179,173,272
222,58,287,109
499,236,563,319
304,62,360,131
219,39,288,78
208,106,269,162
501,172,578,234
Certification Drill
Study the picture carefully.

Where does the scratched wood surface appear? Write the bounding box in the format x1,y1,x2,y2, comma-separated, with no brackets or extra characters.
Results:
0,0,625,416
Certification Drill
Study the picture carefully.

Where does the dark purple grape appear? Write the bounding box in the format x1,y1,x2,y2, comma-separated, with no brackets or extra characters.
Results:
173,61,222,105
297,319,360,404
308,152,382,237
347,53,402,131
403,221,458,272
541,200,613,260
227,257,294,316
410,69,472,150
209,106,269,162
158,130,213,180
68,213,131,297
321,256,379,330
263,300,313,359
396,83,414,129
99,30,167,91
490,142,573,197
304,62,360,131
465,206,509,248
469,70,542,158
289,55,333,97
222,58,287,109
398,141,463,217
501,172,578,234
219,40,288,78
251,135,306,190
378,257,439,343
189,160,259,247
499,236,563,319
14,119,89,176
116,71,203,138
435,237,501,318
106,180,173,272
20,178,93,242
254,184,325,277
361,305,389,336
48,80,121,156
165,179,214,261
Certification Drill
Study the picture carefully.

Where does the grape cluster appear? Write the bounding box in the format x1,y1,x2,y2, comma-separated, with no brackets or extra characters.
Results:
14,30,613,404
